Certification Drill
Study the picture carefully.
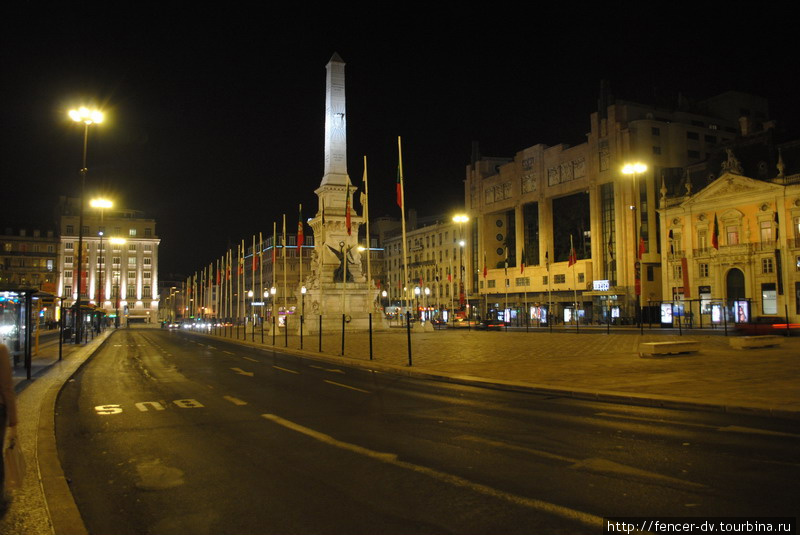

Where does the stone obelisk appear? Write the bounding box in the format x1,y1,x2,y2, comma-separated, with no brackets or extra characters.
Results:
303,53,380,332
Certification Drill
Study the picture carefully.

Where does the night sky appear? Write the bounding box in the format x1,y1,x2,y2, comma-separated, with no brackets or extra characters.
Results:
2,11,796,278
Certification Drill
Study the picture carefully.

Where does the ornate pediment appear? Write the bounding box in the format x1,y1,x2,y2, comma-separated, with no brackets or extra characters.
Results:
682,172,782,208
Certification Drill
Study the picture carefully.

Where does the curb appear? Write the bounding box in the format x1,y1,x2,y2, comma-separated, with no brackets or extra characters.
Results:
37,330,115,535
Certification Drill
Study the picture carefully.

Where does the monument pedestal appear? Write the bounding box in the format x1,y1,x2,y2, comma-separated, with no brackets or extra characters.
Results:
299,283,388,334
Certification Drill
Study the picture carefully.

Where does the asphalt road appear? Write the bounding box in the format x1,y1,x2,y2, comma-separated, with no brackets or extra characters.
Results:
56,329,799,534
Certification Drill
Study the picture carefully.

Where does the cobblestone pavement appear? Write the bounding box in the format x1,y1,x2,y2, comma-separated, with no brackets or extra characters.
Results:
231,325,800,416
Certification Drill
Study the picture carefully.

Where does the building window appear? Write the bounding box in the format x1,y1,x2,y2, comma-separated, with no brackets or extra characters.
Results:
64,270,73,279
688,150,700,159
515,277,530,286
127,287,136,298
687,131,699,140
651,127,660,136
65,256,73,265
647,265,655,281
65,242,74,250
487,280,496,289
554,274,565,284
674,264,682,280
143,257,152,266
704,135,717,143
542,276,548,285
128,257,136,266
145,228,152,237
578,273,584,283
66,225,74,234
762,257,774,274
144,244,152,253
698,230,708,251
143,285,151,297
129,228,137,237
652,146,661,155
760,220,773,243
726,225,739,245
143,271,151,280
699,263,709,278
64,285,72,297
762,283,777,314
128,270,136,281
128,244,137,252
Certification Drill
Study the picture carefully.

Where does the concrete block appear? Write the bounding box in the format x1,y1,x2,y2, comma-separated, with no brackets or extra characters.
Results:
639,341,700,357
729,335,784,349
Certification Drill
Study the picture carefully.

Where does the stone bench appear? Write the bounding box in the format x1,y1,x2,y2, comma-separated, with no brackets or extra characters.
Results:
639,340,700,357
729,335,784,349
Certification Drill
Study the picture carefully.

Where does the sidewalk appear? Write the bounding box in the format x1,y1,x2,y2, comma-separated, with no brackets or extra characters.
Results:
2,329,113,535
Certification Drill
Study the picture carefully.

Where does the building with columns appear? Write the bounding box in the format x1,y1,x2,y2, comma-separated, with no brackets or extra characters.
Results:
57,198,160,324
464,88,770,324
659,131,800,324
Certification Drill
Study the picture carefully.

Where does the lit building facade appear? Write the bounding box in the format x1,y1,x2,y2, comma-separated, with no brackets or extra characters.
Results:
464,89,770,324
659,136,800,324
58,200,160,324
382,213,469,316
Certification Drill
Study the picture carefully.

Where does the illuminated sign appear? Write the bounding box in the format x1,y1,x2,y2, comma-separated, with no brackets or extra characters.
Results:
593,280,610,291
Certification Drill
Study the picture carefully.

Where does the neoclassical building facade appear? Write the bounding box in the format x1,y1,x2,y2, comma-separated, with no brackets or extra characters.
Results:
464,89,771,323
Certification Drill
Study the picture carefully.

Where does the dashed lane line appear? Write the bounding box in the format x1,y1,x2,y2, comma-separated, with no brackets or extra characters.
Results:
273,365,300,375
261,413,602,530
323,380,370,394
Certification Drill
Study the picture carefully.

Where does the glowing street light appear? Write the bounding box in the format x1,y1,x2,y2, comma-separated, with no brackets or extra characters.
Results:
622,162,648,330
69,106,104,345
452,214,469,317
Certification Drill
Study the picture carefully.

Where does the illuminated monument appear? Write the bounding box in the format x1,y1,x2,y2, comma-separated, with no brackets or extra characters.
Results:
303,53,381,331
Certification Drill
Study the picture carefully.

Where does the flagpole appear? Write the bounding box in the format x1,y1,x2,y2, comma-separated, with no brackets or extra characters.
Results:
398,136,410,319
504,247,508,326
259,231,264,325
282,214,287,322
272,222,277,322
297,206,302,306
363,156,371,294
252,234,256,329
546,250,551,329
571,235,578,326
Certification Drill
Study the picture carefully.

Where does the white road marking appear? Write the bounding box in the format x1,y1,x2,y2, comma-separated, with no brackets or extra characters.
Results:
310,365,344,374
261,414,602,529
242,356,259,363
273,365,299,375
223,396,248,406
324,380,370,394
458,435,704,488
230,367,254,377
223,350,235,355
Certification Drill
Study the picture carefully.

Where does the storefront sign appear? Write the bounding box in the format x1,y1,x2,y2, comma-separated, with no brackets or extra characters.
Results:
593,280,610,291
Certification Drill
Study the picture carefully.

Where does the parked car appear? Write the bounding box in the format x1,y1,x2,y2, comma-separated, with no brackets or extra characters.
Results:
475,319,504,330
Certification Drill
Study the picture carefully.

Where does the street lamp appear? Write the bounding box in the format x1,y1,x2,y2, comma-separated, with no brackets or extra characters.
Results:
622,162,647,329
69,106,104,344
452,214,469,319
109,237,126,326
424,286,430,322
90,198,112,324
